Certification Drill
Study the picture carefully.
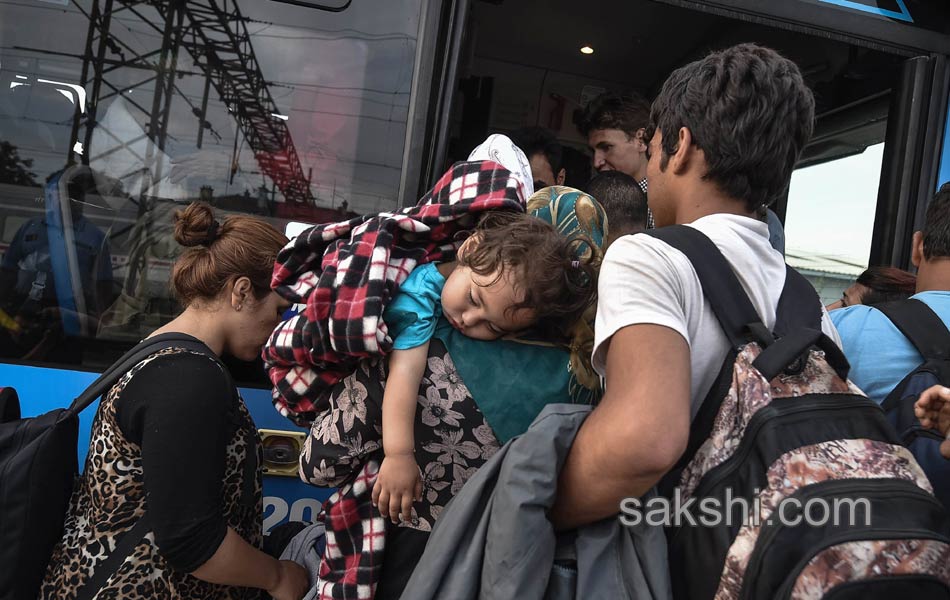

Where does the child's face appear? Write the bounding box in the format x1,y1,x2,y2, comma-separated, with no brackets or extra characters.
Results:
440,264,536,341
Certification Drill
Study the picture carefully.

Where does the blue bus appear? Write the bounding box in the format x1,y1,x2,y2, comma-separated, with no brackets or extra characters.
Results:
0,0,948,533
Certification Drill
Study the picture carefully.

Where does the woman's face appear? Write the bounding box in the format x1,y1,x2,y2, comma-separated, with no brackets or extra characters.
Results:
226,290,292,361
826,282,870,311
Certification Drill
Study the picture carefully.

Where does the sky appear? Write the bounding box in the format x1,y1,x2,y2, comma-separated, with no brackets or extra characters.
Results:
784,142,884,274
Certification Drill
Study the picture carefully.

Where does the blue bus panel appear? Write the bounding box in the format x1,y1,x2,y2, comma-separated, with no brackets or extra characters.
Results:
0,363,331,534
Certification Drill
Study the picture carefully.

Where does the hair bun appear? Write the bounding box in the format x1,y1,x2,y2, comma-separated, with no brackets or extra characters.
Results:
174,202,219,247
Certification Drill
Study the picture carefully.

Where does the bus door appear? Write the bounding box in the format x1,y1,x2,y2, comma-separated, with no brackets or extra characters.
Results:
430,0,950,303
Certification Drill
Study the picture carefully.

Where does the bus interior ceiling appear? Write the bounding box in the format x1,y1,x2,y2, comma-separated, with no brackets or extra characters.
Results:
451,0,903,173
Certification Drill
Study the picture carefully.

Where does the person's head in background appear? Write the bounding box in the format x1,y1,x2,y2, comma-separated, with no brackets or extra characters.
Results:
575,91,651,182
911,182,950,295
586,171,648,248
561,146,592,189
510,126,565,188
66,170,98,222
826,266,917,310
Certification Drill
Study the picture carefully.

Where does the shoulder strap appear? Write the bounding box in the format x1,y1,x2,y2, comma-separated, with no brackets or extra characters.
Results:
0,387,20,423
647,226,850,381
774,266,822,336
74,513,152,600
646,225,765,348
66,333,226,417
876,299,950,361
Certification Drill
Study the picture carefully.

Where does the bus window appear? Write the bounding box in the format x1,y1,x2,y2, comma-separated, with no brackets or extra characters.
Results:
785,144,885,304
0,0,424,373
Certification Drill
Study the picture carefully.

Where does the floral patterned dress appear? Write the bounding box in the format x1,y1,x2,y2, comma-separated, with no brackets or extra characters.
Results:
301,338,501,532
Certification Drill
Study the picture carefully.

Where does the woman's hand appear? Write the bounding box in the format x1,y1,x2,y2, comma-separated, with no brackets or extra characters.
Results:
372,453,423,524
914,385,950,458
266,559,309,600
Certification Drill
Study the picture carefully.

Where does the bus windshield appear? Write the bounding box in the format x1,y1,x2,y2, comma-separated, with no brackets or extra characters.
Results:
0,0,423,371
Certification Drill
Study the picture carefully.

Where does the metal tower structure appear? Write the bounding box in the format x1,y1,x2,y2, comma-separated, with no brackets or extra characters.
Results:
68,0,315,204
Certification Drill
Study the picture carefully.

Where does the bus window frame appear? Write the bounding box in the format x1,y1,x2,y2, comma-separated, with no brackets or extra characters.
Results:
649,0,950,56
399,0,453,207
646,0,950,271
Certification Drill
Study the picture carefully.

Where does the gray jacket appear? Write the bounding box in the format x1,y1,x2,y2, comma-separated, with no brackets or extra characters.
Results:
400,404,672,600
279,522,326,600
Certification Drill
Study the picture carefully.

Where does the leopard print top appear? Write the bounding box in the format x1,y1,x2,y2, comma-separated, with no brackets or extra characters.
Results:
39,348,263,600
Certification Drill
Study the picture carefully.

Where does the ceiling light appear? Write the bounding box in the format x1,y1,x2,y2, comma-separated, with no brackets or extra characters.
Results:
580,46,593,55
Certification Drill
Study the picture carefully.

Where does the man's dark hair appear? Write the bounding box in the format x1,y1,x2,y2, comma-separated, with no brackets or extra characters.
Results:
649,43,815,212
586,171,648,236
510,126,563,177
922,182,950,260
575,91,650,139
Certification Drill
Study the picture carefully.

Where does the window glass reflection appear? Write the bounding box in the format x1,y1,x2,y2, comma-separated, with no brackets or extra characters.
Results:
0,0,423,365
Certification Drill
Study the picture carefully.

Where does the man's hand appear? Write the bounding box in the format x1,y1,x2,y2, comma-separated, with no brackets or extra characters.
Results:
372,453,423,524
915,386,950,458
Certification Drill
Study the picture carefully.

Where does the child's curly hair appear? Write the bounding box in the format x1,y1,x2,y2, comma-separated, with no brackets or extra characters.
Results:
457,211,598,338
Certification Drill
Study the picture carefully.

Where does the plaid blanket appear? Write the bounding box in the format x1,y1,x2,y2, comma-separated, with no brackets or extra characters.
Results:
313,461,386,600
264,159,526,426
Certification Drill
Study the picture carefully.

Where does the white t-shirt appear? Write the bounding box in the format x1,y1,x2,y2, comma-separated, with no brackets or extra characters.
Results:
592,213,842,419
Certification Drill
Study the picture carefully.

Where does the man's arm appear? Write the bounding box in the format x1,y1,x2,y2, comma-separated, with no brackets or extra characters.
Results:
549,323,691,530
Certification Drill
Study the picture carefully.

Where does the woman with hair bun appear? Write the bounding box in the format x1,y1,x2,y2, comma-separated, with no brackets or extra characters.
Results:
41,202,307,600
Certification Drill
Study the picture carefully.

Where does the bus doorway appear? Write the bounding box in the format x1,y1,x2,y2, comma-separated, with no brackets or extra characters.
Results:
440,0,949,304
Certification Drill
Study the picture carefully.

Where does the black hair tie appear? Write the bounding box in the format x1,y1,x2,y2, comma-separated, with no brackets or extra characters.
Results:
204,220,220,246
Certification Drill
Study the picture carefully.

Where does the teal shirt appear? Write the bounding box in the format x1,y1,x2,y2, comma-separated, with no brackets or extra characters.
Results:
384,262,446,350
385,263,582,443
831,291,950,404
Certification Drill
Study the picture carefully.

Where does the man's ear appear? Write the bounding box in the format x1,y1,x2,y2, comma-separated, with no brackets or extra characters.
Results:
912,231,925,268
556,168,566,186
668,127,694,175
634,128,648,152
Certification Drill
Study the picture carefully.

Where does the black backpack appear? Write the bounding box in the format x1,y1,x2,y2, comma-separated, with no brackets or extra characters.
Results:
876,299,950,507
647,226,950,600
0,333,222,600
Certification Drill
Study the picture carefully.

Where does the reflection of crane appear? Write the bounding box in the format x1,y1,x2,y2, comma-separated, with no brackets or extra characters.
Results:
68,0,315,204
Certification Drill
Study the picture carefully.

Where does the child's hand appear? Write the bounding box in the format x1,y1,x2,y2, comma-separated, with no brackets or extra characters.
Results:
914,385,950,459
372,453,423,524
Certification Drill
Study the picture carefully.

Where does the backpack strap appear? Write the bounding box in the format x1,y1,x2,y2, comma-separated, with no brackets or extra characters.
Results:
646,226,849,379
74,512,153,600
66,332,230,417
0,387,20,423
774,266,822,336
876,299,950,362
645,225,765,349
